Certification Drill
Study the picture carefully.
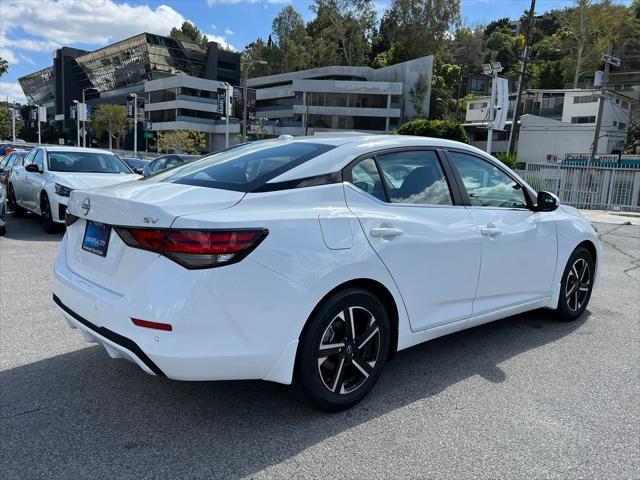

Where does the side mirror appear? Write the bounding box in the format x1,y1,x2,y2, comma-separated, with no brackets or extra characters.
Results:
25,164,42,173
133,167,143,174
536,191,558,212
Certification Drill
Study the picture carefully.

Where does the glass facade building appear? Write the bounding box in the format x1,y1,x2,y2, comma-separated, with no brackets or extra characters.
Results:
18,32,241,132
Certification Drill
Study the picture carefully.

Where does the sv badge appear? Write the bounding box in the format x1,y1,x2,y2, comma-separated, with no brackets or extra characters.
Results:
143,217,159,224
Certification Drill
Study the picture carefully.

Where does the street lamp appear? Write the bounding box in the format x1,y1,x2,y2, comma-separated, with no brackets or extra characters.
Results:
35,104,42,145
128,93,138,158
243,58,267,142
81,87,98,147
72,100,80,147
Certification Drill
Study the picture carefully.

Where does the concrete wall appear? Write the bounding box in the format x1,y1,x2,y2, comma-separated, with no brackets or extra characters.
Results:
517,114,627,164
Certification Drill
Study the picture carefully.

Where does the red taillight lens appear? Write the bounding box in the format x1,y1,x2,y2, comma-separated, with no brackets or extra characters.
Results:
115,227,268,269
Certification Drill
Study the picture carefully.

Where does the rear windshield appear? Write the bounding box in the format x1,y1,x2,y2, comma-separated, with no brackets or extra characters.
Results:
48,151,133,173
157,141,335,192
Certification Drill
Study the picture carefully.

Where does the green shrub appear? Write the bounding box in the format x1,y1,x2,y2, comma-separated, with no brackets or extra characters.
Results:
397,119,468,143
495,152,518,168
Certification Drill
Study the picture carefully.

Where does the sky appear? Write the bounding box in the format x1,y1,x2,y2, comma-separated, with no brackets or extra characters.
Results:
0,0,633,104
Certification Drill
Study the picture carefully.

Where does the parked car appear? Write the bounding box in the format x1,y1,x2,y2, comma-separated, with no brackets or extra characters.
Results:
121,157,150,174
0,142,30,157
0,150,28,186
0,183,6,236
141,154,199,177
52,136,600,411
8,146,140,233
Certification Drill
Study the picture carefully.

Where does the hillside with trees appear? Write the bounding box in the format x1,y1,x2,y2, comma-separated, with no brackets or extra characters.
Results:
242,0,640,122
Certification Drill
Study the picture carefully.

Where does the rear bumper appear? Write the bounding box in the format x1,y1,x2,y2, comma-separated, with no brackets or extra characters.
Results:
52,234,310,383
53,294,165,376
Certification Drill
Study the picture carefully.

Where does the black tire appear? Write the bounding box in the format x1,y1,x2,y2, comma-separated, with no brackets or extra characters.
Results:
297,288,390,412
7,185,26,217
556,246,594,322
40,193,58,234
0,225,5,236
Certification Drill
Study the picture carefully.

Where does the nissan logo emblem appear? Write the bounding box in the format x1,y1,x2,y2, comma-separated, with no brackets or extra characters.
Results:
81,198,91,216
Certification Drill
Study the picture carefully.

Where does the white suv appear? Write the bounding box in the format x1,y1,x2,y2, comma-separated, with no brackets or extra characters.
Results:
8,146,140,232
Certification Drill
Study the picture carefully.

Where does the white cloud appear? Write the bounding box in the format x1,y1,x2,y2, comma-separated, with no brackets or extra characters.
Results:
0,0,185,47
211,24,217,30
0,48,18,65
205,34,236,51
207,0,290,5
224,27,235,35
0,82,28,104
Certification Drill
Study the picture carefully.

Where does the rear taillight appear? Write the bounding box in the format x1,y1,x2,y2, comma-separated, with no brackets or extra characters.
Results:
114,227,268,269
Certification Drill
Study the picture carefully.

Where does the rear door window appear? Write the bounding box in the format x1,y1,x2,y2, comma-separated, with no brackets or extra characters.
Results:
376,150,453,205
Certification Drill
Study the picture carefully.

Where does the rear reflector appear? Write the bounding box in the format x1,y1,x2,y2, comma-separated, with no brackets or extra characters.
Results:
131,318,173,331
114,227,268,269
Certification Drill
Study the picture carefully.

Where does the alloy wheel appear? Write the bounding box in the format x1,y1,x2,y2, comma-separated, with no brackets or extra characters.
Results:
317,306,381,395
565,258,591,312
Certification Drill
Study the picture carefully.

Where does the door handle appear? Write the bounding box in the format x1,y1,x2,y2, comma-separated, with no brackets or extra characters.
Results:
480,224,502,238
370,227,403,238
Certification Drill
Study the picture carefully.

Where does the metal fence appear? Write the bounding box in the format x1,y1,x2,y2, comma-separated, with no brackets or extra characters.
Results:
521,162,640,212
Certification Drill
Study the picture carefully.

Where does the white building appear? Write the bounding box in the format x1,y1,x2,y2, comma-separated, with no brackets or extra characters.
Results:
464,88,632,162
145,75,241,151
248,56,433,136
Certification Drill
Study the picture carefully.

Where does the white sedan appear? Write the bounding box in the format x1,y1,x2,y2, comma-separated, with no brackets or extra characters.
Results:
8,146,140,232
0,183,6,236
52,136,600,411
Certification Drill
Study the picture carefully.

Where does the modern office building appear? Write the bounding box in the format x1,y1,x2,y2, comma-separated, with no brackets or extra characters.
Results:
145,75,242,151
19,33,241,149
463,88,632,161
247,56,433,135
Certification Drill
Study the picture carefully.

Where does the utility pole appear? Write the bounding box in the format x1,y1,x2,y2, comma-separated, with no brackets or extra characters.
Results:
590,43,619,162
242,58,267,142
36,104,42,145
507,0,536,156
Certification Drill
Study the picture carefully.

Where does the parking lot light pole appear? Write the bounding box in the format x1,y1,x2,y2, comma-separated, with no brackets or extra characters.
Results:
243,58,267,142
11,104,16,142
35,104,41,145
73,100,80,147
129,93,138,158
82,87,97,147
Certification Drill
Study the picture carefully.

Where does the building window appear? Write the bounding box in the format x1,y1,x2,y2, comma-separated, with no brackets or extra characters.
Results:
573,94,598,104
540,93,564,118
570,116,596,124
150,110,176,122
217,60,237,71
469,78,486,93
621,101,629,109
468,102,488,110
150,90,176,103
306,92,388,109
618,122,627,130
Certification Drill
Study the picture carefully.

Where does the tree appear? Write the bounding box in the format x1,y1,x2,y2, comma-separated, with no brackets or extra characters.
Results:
271,6,309,72
451,27,488,76
0,57,8,76
309,0,376,66
429,63,461,120
532,61,566,88
381,0,461,65
157,130,206,154
169,22,208,46
409,73,430,118
0,103,23,140
397,118,468,143
91,104,131,150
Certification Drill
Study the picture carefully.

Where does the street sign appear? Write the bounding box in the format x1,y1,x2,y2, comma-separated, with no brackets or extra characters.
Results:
601,53,621,67
144,132,154,139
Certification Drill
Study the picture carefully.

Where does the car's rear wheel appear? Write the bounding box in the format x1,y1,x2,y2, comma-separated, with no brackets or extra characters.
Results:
297,288,390,412
7,185,26,217
40,193,58,234
556,246,594,321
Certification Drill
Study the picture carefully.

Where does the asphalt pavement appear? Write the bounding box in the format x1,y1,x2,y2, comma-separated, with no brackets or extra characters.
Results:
1,213,639,479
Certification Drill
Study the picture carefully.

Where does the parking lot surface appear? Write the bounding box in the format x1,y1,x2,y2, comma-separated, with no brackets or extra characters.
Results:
1,215,639,479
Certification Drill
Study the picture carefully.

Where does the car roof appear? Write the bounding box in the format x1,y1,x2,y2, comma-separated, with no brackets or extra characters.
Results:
42,146,117,154
266,134,492,184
